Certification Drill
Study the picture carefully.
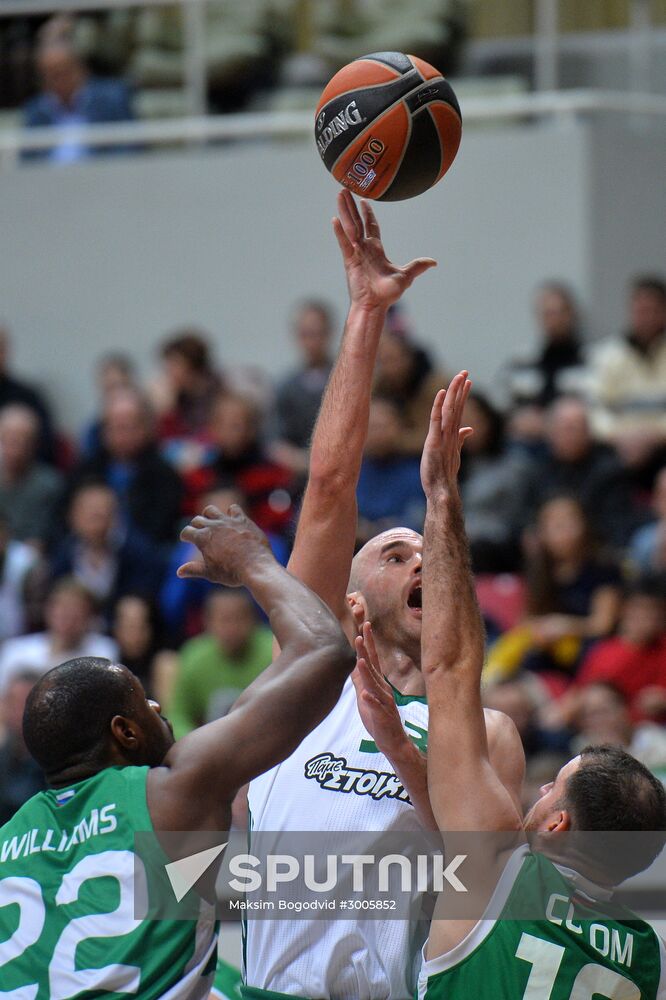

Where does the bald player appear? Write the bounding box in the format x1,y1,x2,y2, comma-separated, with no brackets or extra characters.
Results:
239,192,524,1000
0,506,354,998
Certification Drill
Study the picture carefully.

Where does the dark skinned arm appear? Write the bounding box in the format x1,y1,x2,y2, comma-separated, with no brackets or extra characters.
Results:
147,505,355,831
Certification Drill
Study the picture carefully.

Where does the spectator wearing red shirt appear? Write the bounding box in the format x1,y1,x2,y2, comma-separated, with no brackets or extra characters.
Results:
184,392,294,536
576,576,666,722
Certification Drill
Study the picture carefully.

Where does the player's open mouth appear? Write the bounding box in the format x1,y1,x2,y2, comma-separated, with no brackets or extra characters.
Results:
407,584,422,616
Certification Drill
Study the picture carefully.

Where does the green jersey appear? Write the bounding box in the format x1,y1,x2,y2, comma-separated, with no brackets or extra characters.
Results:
0,765,217,999
210,957,243,999
418,846,666,1000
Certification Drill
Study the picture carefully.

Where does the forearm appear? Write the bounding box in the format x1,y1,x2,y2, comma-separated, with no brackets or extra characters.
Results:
422,488,485,678
308,302,386,485
242,555,348,659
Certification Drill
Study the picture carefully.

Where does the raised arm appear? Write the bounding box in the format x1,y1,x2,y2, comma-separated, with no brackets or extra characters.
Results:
148,505,355,831
290,190,436,630
421,376,522,833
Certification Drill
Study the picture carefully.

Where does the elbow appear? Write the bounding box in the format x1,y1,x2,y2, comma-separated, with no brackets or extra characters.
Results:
306,463,356,508
320,631,356,680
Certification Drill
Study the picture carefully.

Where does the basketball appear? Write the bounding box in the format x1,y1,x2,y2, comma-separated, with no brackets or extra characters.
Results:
314,51,462,202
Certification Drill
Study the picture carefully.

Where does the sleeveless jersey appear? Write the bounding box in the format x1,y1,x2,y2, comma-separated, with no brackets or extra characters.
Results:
243,677,429,1000
417,845,666,1000
0,765,218,999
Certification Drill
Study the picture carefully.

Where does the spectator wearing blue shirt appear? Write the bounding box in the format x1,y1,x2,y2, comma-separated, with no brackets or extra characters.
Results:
160,483,289,644
23,33,133,163
356,397,425,546
50,480,165,624
68,389,182,545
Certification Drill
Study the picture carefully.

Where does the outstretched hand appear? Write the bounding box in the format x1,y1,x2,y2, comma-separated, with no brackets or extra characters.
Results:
420,371,473,499
333,189,436,311
352,622,409,759
177,504,271,587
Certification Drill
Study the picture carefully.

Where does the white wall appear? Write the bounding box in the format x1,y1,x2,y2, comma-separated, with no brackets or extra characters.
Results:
0,117,660,431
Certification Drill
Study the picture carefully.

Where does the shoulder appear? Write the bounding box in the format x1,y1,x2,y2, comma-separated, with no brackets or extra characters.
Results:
2,632,46,659
253,626,275,654
85,77,133,107
179,634,217,664
483,707,520,744
23,94,52,125
31,463,63,490
86,635,119,661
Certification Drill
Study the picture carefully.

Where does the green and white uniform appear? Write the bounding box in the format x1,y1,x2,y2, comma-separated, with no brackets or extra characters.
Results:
418,845,666,1000
211,957,243,999
0,765,217,999
242,677,429,999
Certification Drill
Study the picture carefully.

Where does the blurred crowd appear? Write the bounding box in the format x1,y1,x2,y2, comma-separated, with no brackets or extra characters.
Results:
0,271,665,821
3,5,466,160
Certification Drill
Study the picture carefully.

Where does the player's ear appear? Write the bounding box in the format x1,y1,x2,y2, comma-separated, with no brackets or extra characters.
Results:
347,591,368,632
110,714,142,751
548,809,571,833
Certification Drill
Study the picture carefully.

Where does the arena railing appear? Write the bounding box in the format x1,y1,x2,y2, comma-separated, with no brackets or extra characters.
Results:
1,89,666,168
0,0,663,119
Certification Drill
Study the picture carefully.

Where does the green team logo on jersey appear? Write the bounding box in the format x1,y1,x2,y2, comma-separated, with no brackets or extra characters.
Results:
0,765,217,1000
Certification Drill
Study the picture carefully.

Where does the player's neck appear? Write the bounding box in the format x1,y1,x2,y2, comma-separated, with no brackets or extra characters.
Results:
538,841,616,890
378,640,425,697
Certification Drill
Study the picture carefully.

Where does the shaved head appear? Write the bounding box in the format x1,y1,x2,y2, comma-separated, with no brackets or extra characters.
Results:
347,528,423,661
349,527,422,593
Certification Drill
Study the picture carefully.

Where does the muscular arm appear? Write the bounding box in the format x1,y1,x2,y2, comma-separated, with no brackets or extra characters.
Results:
288,191,436,633
421,378,523,834
292,299,385,628
148,508,355,831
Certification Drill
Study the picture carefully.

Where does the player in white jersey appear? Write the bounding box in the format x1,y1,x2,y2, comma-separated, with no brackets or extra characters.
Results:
240,193,525,1000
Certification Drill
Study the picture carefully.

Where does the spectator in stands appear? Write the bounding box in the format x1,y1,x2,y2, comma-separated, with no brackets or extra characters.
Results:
0,326,54,462
185,392,294,535
0,577,116,692
525,395,637,547
575,576,666,722
0,514,45,640
70,388,182,544
483,678,571,809
630,466,666,573
570,682,666,780
373,308,448,456
23,20,134,163
590,275,666,445
151,329,223,446
271,300,335,475
111,594,175,700
160,481,289,643
50,480,164,621
506,282,584,407
356,398,424,545
167,588,273,739
485,496,622,688
81,353,136,459
0,671,45,824
0,404,63,549
484,677,571,761
459,391,530,572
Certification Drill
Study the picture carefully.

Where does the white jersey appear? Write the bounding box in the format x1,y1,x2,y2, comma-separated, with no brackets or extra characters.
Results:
245,677,429,1000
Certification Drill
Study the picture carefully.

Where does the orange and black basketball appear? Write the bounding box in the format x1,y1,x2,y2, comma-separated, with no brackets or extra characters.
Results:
314,51,462,202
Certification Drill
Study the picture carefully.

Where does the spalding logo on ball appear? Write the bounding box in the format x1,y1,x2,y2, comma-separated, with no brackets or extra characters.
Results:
315,51,462,202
